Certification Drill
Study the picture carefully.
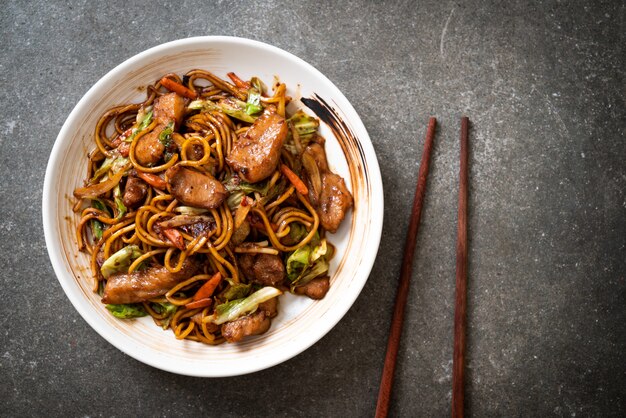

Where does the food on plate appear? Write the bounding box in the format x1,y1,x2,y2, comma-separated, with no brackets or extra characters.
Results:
72,70,353,344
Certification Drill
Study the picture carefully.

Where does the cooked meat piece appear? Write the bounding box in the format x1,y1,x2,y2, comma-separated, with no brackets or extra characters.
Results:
258,297,278,318
101,258,199,304
153,92,186,128
165,165,227,209
294,277,330,300
122,176,148,208
252,254,285,286
318,172,353,233
302,143,353,233
230,220,251,246
226,111,287,183
135,126,165,166
134,93,186,166
159,214,216,238
238,253,285,286
221,310,271,343
238,253,255,279
179,220,215,238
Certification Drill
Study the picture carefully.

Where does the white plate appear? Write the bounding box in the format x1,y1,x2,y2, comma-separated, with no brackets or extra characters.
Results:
43,36,383,376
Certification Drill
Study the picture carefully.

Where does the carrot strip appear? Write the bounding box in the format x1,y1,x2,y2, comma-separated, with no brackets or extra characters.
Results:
193,272,222,301
185,298,213,310
163,228,185,250
159,77,198,99
227,72,250,90
136,171,167,190
280,164,308,195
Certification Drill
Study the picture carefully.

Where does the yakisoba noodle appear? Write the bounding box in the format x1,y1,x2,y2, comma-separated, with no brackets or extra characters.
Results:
73,69,353,344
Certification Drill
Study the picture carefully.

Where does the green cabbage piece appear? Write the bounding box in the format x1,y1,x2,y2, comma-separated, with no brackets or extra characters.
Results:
220,280,252,301
223,176,271,195
152,302,177,329
310,239,327,262
294,258,329,288
289,111,319,139
285,238,329,285
90,156,128,184
106,303,147,319
245,88,263,115
90,199,109,239
286,245,311,282
189,98,257,123
100,245,143,278
90,156,115,183
125,109,153,143
288,223,307,243
138,109,153,129
223,175,272,209
113,184,127,220
208,287,282,325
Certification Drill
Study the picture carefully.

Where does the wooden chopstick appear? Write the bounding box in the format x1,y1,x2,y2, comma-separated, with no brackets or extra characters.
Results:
452,116,470,418
375,117,437,418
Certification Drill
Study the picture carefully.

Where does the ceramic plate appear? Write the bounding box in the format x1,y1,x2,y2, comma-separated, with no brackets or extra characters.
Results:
43,36,383,376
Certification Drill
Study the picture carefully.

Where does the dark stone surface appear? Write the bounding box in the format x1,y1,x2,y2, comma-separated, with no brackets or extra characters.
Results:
1,1,624,416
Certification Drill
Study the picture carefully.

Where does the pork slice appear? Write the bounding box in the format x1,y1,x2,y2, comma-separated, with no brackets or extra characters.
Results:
221,310,270,343
302,143,353,233
294,277,330,300
165,165,227,209
122,176,148,208
134,93,186,166
252,254,285,286
101,258,200,304
318,172,353,233
153,92,186,128
135,124,165,166
238,253,256,279
238,253,285,286
226,111,287,183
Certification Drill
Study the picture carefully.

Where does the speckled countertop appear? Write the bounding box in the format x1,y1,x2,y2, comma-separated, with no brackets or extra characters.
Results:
1,1,624,416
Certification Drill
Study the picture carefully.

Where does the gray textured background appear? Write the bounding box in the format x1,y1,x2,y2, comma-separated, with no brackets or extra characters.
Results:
1,0,624,416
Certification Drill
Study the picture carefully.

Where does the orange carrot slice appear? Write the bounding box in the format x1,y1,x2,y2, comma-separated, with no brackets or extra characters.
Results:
193,272,222,301
227,72,250,90
136,171,167,190
163,228,185,250
280,164,309,195
159,77,198,99
185,298,213,310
